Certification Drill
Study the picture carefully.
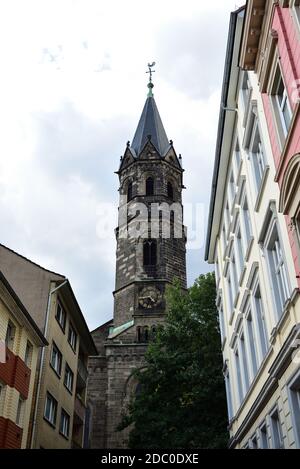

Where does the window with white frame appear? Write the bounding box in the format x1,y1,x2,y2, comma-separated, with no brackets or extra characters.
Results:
245,305,258,378
218,303,226,344
241,71,251,113
249,122,266,193
271,65,292,139
270,408,284,449
229,248,239,302
0,382,6,416
224,363,233,421
59,409,70,439
239,330,250,394
259,422,269,449
288,371,300,448
228,171,236,209
50,342,62,376
55,300,66,332
44,392,57,427
264,220,290,319
16,396,25,428
234,222,245,279
24,341,33,368
226,267,234,314
250,434,258,449
222,225,227,255
215,257,220,287
253,280,269,360
68,323,77,352
241,193,253,251
225,201,231,236
5,321,16,351
234,140,241,178
234,346,244,406
291,0,300,30
64,363,74,394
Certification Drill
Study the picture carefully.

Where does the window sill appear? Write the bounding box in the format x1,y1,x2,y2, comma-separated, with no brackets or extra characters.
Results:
55,318,66,335
254,166,270,213
49,363,62,380
43,416,56,429
68,341,77,355
59,431,69,441
270,288,300,344
63,384,73,396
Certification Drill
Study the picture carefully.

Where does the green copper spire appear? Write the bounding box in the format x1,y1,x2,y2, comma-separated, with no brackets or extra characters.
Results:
147,81,154,97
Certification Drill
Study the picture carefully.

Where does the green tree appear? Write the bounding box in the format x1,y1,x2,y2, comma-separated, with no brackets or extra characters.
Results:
119,273,228,449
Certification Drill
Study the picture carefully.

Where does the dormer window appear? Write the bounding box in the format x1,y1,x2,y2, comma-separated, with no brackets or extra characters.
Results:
146,177,154,196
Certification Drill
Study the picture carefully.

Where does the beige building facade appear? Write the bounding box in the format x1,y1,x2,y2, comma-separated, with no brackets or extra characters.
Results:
0,272,47,448
206,7,300,449
0,244,97,448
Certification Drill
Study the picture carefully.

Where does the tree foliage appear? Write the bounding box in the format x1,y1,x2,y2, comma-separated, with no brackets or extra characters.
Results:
119,273,228,449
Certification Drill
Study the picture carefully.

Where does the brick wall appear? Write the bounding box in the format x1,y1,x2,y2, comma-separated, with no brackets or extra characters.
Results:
0,347,31,398
0,417,22,449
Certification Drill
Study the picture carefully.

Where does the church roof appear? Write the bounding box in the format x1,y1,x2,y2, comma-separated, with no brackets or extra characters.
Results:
131,95,169,157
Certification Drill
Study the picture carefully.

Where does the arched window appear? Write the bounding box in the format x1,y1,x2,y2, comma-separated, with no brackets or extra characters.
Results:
127,182,133,201
167,181,174,200
144,326,149,343
151,325,157,339
143,240,157,266
136,327,142,343
146,177,154,196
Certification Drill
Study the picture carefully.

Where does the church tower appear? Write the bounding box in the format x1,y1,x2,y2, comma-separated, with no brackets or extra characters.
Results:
88,70,187,448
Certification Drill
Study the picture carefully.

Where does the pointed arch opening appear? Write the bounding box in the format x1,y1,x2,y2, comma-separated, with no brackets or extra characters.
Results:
167,181,174,200
127,182,133,202
146,177,154,196
151,325,157,340
279,153,300,215
136,326,142,343
144,326,149,343
143,240,157,266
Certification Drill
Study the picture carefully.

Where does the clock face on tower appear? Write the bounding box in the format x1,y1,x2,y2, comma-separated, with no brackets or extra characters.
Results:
138,286,162,309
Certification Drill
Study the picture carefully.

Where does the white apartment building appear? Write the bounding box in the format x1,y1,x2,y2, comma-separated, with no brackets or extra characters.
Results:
205,8,300,449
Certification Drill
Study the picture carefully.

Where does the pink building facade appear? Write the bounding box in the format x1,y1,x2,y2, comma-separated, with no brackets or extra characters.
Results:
240,0,300,288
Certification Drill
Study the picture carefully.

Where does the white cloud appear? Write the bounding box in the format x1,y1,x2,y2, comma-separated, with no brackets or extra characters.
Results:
0,0,244,328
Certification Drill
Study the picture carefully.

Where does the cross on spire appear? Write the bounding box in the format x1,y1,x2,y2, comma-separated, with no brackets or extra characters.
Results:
146,62,156,82
146,62,156,97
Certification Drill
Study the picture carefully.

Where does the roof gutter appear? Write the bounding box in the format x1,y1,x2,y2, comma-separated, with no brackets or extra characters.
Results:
204,9,241,262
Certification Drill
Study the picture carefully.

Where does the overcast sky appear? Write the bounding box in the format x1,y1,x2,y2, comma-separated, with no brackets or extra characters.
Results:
0,0,244,330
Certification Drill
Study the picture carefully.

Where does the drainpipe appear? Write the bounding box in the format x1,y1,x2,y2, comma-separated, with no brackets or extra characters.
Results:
30,279,68,448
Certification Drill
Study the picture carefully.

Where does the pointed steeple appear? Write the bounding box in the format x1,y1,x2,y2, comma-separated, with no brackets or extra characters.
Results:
131,73,169,157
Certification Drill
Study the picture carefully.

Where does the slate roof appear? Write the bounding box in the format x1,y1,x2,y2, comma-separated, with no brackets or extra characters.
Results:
131,96,169,157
